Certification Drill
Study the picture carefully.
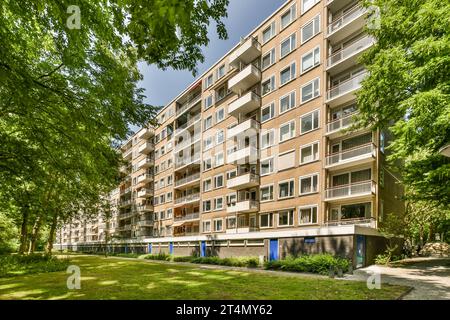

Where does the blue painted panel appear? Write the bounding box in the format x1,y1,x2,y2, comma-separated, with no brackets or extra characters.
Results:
200,241,206,257
169,242,174,254
148,243,152,254
269,239,278,261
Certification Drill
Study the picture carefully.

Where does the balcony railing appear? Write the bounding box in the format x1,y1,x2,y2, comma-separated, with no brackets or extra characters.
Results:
327,71,367,101
174,193,200,205
326,111,359,134
174,212,200,222
324,217,376,227
175,114,201,135
176,94,202,117
175,155,200,169
175,172,201,187
227,118,260,140
136,173,152,184
325,180,375,199
327,36,375,68
174,133,201,152
119,200,132,207
226,172,259,189
137,220,154,227
326,142,375,166
328,4,366,35
136,204,153,212
118,211,134,220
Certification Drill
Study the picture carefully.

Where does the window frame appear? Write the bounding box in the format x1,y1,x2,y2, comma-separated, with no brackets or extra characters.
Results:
300,141,320,165
280,32,297,59
300,77,320,104
278,178,295,199
261,101,275,123
279,89,296,114
299,173,319,195
301,14,321,44
279,119,296,143
300,109,320,134
279,61,297,87
301,45,320,74
298,205,318,225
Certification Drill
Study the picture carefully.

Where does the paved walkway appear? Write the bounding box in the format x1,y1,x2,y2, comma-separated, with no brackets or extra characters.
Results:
343,257,450,300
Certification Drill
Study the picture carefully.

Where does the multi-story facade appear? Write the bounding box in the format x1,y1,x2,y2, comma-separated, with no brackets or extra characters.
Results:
57,0,404,267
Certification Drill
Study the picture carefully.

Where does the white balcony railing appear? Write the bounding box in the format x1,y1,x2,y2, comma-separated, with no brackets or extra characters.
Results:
326,143,375,166
327,71,367,101
228,91,261,116
327,36,375,68
175,173,201,187
227,119,260,140
228,64,261,94
174,212,200,222
227,145,258,164
174,133,201,152
136,173,152,184
175,155,200,169
175,114,201,135
325,180,375,199
328,4,367,36
174,193,200,205
226,172,259,189
326,111,359,134
228,37,262,68
176,94,202,117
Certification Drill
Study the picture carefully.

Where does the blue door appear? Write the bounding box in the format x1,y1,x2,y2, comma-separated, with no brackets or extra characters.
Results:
148,243,152,254
200,241,206,257
356,235,365,268
169,242,174,254
124,244,128,254
269,239,278,261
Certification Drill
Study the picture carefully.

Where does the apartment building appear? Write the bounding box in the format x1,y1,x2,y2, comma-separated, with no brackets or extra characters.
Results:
57,0,404,267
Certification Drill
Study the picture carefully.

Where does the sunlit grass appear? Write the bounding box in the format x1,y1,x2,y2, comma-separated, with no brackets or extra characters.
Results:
0,255,409,300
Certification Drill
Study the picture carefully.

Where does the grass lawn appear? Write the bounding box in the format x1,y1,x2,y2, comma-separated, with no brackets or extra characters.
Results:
0,255,409,300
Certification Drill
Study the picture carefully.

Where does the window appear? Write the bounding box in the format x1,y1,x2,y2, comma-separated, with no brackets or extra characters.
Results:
205,74,213,89
227,216,236,229
261,130,275,149
301,14,320,43
279,180,295,198
260,185,274,202
380,131,385,153
226,193,237,207
278,150,296,171
203,200,212,212
203,136,213,150
300,142,319,164
261,102,275,122
262,48,276,70
279,90,296,114
159,194,165,203
302,0,320,14
301,46,320,73
280,33,296,58
261,157,274,176
214,152,224,167
215,108,225,123
262,21,276,44
167,192,173,202
216,86,227,102
301,78,320,103
214,198,224,210
281,4,296,29
226,170,237,180
217,64,226,79
279,120,296,142
300,110,320,134
299,174,319,195
167,175,173,185
216,130,224,144
203,157,212,171
203,179,212,191
262,75,276,96
214,175,224,188
260,213,274,228
203,220,211,232
214,219,223,231
204,115,213,130
280,62,296,86
204,95,213,109
278,209,294,226
299,206,318,224
167,208,173,219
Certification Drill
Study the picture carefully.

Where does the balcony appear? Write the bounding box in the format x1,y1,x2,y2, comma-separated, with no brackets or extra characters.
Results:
325,111,359,138
327,35,375,75
175,114,201,136
226,173,259,190
227,145,258,164
138,142,154,154
174,193,200,207
120,187,131,195
118,211,134,220
325,143,376,170
137,188,153,198
228,37,262,69
137,156,154,169
136,204,153,212
176,94,202,117
325,180,376,202
123,148,132,160
137,219,154,227
175,155,200,169
137,127,154,140
324,217,376,228
226,227,259,234
327,4,368,43
174,212,200,222
326,71,367,107
175,172,201,188
226,200,259,213
136,173,152,184
174,132,201,153
228,64,261,94
119,200,132,208
228,91,261,117
227,119,260,140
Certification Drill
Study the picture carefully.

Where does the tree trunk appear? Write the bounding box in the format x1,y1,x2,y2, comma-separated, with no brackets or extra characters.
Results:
46,211,58,255
29,214,44,254
18,204,30,254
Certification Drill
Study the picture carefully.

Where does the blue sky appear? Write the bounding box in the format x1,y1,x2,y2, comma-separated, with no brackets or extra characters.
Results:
137,0,287,108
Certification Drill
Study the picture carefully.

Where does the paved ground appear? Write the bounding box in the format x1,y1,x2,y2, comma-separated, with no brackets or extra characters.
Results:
343,257,450,300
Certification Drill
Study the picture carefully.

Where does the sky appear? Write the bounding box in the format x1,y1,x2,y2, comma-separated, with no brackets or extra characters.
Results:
137,0,287,108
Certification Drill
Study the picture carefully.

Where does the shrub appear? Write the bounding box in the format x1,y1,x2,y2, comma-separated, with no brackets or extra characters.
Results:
190,256,259,268
264,254,350,275
173,256,195,262
143,253,172,261
0,254,70,278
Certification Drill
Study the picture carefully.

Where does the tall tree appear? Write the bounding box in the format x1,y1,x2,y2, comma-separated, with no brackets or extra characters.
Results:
357,0,450,207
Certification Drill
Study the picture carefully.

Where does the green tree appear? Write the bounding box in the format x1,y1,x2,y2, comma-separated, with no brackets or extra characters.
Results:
357,0,450,207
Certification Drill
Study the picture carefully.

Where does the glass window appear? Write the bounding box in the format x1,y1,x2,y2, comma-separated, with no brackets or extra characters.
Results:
216,130,224,144
261,185,274,201
301,15,320,43
214,175,224,188
262,76,276,96
261,158,274,176
203,220,211,232
215,152,224,167
203,179,212,191
217,64,226,79
301,78,320,103
205,74,213,88
214,219,223,231
204,115,213,130
278,180,294,198
302,0,319,14
300,110,320,134
216,108,225,123
300,142,319,164
278,209,294,226
299,206,318,224
302,46,320,73
261,130,275,149
280,90,296,113
260,213,273,228
262,21,276,44
261,102,275,122
214,198,223,210
204,95,213,109
281,4,296,29
279,120,296,142
280,62,296,86
203,200,211,212
262,48,276,70
280,33,296,58
299,174,319,195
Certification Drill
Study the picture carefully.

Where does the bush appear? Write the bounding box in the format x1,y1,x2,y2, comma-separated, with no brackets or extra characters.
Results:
0,253,70,278
143,253,172,261
173,256,195,262
264,254,350,275
190,256,259,268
